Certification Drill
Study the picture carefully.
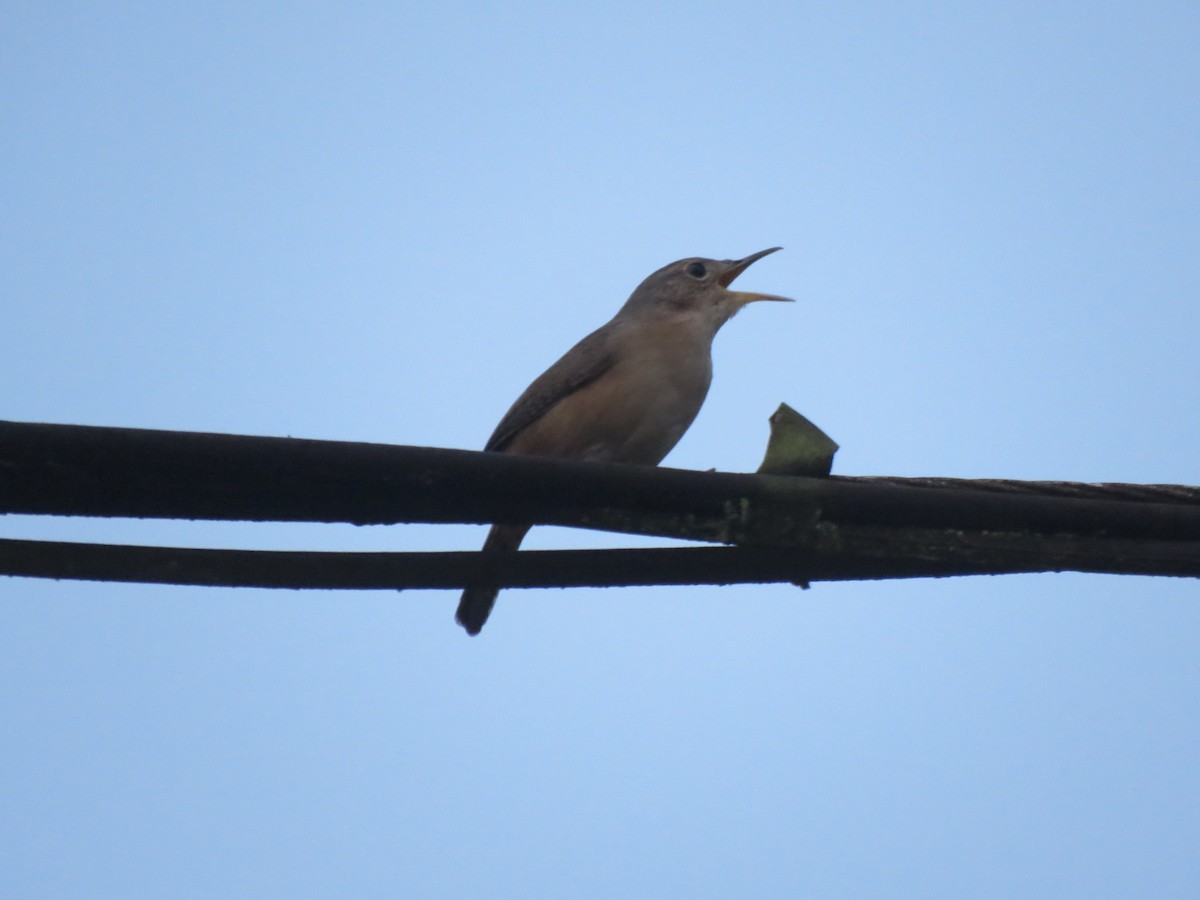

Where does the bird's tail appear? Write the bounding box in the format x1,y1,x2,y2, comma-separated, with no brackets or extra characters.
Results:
456,523,530,636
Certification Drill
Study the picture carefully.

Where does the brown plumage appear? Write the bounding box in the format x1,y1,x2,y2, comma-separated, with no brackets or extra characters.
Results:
456,248,790,635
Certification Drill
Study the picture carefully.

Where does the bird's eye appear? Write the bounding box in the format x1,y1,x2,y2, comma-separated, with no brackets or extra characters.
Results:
686,261,707,279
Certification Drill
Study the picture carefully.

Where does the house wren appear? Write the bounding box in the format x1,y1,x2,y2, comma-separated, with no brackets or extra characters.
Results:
457,247,791,635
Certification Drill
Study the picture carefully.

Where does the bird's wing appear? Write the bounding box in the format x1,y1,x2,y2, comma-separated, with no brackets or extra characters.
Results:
484,323,619,452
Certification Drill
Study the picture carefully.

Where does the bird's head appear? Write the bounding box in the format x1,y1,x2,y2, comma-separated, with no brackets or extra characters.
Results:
619,247,792,335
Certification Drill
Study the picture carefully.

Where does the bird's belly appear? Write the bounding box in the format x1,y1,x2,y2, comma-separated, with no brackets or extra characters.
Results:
510,354,711,465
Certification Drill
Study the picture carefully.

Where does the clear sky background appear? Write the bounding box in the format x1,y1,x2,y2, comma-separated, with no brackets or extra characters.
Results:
2,3,1198,897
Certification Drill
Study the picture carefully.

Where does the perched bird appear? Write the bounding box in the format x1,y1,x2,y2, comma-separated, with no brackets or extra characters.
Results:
456,247,791,635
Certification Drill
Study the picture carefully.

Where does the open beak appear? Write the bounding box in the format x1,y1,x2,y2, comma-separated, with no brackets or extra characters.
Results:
720,247,793,305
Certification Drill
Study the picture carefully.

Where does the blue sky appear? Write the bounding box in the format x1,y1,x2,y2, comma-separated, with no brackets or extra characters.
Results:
2,3,1198,897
